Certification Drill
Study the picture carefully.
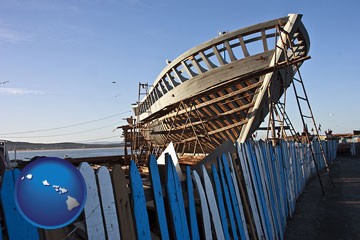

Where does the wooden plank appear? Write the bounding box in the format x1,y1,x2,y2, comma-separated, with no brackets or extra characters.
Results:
111,165,136,240
202,165,225,240
79,162,105,240
217,158,238,240
148,155,170,240
129,160,151,239
274,144,287,231
1,170,39,240
139,50,274,122
97,166,121,240
199,51,216,69
230,147,258,240
211,164,231,240
221,154,247,240
224,41,237,62
227,152,250,240
238,143,265,239
263,142,283,239
239,36,250,57
165,154,190,239
186,166,200,240
261,29,268,51
212,46,226,65
253,143,276,239
245,142,270,240
192,170,212,240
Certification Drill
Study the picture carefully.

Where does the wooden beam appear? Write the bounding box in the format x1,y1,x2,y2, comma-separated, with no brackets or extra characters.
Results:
157,80,263,121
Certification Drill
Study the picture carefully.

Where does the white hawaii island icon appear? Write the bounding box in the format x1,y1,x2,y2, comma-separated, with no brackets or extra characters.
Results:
21,173,80,211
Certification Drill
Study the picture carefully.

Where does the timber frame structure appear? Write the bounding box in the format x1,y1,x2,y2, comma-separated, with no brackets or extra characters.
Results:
132,13,310,156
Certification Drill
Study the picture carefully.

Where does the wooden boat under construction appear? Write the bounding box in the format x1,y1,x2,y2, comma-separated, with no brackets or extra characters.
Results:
132,13,310,155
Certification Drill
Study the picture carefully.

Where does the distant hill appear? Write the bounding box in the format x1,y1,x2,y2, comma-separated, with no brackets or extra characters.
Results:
3,141,124,151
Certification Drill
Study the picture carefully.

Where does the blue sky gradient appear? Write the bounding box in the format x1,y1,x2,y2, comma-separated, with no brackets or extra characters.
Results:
0,0,359,143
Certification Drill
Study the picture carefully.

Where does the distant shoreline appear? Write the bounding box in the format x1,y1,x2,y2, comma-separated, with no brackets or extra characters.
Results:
9,146,123,152
4,141,124,151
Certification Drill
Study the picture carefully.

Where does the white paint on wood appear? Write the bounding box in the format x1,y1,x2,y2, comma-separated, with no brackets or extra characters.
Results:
202,165,225,240
237,143,265,239
227,152,250,240
157,142,184,180
193,170,212,240
79,162,106,240
97,166,121,240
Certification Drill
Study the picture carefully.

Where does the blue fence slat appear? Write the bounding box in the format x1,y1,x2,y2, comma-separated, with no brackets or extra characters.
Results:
260,142,282,239
227,152,250,240
202,165,225,240
192,170,212,240
129,160,151,240
211,164,232,240
0,170,39,240
217,157,238,239
166,155,190,240
221,153,247,240
186,166,200,240
238,143,264,239
148,155,170,240
253,143,275,239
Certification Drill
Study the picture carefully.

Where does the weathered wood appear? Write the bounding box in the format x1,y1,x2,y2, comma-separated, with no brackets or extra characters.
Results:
129,160,151,239
227,152,250,240
202,165,225,240
239,36,250,57
148,155,170,240
262,142,283,239
192,170,212,240
245,142,269,239
111,164,136,240
217,157,238,239
186,166,200,240
239,14,304,142
1,170,39,240
253,143,276,239
211,164,231,240
221,154,247,240
140,50,274,122
237,143,264,239
97,166,121,239
165,154,190,239
79,162,105,240
230,149,258,240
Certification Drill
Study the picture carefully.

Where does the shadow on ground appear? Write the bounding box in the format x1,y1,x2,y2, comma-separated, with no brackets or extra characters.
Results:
285,155,360,240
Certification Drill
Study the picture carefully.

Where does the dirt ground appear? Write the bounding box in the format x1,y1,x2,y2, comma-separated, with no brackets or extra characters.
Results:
284,155,360,240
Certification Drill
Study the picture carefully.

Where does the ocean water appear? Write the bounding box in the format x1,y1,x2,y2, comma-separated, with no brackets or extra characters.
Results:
9,148,125,161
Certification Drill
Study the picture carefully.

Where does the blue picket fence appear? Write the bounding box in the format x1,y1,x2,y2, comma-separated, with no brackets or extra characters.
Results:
0,139,338,240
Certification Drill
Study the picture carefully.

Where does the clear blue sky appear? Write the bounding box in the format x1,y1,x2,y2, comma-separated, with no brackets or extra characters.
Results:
0,0,359,143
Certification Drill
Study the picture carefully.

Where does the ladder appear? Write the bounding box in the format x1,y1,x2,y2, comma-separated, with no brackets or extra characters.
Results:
276,24,334,195
275,101,298,139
